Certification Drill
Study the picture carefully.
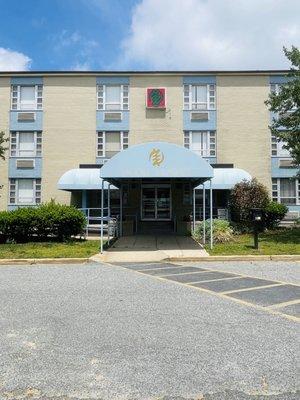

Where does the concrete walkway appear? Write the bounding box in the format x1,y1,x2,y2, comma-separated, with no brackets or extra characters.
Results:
93,235,208,262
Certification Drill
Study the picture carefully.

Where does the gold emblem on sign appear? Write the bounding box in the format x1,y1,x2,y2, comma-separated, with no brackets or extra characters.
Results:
149,148,164,166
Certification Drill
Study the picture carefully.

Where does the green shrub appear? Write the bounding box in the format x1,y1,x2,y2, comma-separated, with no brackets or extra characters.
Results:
0,202,86,243
7,207,37,243
264,201,288,229
193,219,234,243
0,211,11,243
230,179,270,225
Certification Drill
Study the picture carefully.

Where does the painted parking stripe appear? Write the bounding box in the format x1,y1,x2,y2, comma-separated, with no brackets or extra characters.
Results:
109,262,300,322
165,271,237,283
227,285,300,307
273,303,300,318
221,283,283,295
141,266,206,275
117,263,181,270
190,277,279,293
268,299,300,310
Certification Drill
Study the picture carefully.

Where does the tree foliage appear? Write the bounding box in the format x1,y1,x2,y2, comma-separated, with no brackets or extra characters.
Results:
0,131,8,161
230,179,270,224
265,46,300,169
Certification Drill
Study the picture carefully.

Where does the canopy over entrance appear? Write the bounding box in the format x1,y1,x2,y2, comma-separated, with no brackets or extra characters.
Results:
199,168,251,190
58,168,116,191
100,141,214,187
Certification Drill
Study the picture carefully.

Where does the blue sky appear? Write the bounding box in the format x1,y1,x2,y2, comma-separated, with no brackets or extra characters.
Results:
0,0,138,70
0,0,299,71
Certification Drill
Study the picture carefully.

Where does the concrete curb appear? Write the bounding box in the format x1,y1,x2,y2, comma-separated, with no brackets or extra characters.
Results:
168,255,300,262
0,258,90,265
0,254,299,265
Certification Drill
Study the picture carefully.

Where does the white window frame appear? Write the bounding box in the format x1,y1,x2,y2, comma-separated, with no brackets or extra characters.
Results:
11,84,43,110
184,131,216,157
272,178,300,205
97,131,129,158
270,83,281,94
271,134,291,158
10,131,42,157
9,178,41,206
183,84,216,110
97,84,129,111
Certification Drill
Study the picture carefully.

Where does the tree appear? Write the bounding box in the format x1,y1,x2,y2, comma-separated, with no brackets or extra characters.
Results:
265,46,300,170
0,131,8,194
0,131,8,161
230,179,270,224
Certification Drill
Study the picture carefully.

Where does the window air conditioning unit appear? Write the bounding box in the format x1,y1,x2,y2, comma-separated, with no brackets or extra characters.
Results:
16,159,35,169
17,112,36,122
104,112,122,121
279,159,294,168
190,111,209,121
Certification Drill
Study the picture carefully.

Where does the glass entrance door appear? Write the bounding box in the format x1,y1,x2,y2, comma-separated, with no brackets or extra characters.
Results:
141,186,171,220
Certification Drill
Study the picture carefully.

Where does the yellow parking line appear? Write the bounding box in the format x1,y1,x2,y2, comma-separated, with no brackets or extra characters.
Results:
186,276,244,284
221,283,284,295
267,299,300,310
106,262,300,323
177,263,300,287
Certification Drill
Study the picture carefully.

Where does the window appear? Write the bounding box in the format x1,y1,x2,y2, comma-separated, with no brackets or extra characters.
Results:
97,84,129,110
271,135,291,157
97,131,129,158
10,131,42,157
11,85,43,110
9,178,41,205
184,131,216,157
270,83,281,94
272,178,299,205
183,183,192,205
183,84,215,110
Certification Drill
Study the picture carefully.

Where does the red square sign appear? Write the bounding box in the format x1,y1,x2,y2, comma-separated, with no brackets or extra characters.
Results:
146,88,166,108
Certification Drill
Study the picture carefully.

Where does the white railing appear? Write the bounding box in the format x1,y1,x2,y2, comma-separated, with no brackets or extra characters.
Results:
79,208,118,244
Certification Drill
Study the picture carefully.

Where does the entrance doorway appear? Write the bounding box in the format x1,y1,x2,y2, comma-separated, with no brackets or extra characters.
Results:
141,185,171,221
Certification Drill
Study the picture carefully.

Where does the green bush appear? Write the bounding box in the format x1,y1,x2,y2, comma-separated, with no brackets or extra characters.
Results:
193,219,234,243
0,211,11,243
230,179,270,225
6,207,37,242
264,201,288,229
0,202,86,243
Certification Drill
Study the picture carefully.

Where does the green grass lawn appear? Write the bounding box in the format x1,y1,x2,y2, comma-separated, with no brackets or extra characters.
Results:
206,227,300,255
0,239,102,259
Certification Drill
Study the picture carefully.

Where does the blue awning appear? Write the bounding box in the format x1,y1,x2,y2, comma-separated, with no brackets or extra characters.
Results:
58,168,116,191
197,168,251,190
100,141,214,187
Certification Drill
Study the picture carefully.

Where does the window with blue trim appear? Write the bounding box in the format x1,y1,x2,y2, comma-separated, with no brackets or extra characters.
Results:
183,84,215,110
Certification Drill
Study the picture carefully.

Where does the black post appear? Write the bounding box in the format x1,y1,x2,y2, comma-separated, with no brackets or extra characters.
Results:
253,223,259,250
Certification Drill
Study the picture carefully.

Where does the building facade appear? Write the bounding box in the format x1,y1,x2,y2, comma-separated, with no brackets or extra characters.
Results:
0,71,299,232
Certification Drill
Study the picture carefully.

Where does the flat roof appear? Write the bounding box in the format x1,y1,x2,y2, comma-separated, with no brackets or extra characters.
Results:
0,69,290,77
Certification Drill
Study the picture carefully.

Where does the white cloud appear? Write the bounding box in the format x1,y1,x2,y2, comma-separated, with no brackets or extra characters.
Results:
0,47,31,71
71,61,91,71
121,0,300,69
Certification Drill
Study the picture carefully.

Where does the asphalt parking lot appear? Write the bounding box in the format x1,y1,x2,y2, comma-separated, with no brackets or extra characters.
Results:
0,261,299,399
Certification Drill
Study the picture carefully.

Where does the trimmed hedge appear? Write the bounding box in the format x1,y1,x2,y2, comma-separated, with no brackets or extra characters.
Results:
0,202,86,243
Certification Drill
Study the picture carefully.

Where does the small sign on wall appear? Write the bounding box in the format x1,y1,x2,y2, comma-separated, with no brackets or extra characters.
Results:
146,88,166,109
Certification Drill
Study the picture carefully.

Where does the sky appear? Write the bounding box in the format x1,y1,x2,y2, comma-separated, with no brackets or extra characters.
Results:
0,0,299,71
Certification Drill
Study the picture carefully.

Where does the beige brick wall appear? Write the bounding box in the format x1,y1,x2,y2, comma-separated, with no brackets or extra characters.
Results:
129,76,183,146
0,78,10,210
217,75,271,190
42,76,96,204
